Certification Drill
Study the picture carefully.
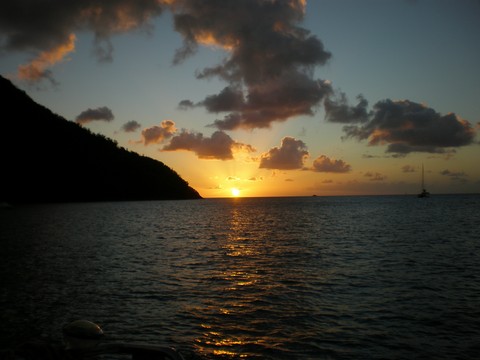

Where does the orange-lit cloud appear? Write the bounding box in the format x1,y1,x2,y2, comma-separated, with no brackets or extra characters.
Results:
173,0,332,129
162,130,255,160
1,1,166,80
17,34,76,83
4,0,477,169
140,120,176,145
2,0,333,132
312,155,351,173
80,3,157,34
259,137,309,170
80,3,163,62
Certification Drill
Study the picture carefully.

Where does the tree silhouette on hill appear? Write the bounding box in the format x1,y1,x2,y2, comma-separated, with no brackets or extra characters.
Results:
0,75,202,203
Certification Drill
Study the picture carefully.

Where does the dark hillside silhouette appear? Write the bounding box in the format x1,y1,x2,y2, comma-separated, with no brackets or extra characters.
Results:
0,76,202,203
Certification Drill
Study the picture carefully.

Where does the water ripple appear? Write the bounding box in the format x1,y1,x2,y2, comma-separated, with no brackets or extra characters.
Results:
1,195,480,359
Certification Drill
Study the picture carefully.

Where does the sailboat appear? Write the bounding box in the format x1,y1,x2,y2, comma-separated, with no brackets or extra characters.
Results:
418,164,430,198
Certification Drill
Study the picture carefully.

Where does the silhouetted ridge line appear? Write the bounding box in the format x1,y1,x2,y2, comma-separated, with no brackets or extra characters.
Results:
0,75,202,203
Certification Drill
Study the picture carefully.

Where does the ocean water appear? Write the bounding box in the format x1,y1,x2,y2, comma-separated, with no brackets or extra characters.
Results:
1,195,479,359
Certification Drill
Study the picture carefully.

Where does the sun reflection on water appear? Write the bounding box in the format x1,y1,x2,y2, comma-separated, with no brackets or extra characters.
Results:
192,203,272,358
196,323,257,358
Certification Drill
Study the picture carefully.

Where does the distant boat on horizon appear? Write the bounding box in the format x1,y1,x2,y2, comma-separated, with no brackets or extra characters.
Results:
418,164,430,198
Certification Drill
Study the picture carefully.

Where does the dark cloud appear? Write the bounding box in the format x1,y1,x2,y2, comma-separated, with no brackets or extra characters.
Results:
75,106,114,124
121,120,142,133
2,0,334,130
259,137,309,170
211,77,332,130
162,130,255,160
173,0,332,130
178,99,195,110
0,0,165,81
173,1,330,72
324,93,369,123
6,0,476,164
200,86,245,113
140,120,176,145
0,1,163,51
340,99,476,155
312,155,351,173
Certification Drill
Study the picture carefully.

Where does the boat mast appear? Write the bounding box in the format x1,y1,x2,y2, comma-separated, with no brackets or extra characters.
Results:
421,163,424,190
418,163,429,197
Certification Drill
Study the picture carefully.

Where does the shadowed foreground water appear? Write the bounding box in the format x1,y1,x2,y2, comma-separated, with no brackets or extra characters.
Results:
1,195,479,359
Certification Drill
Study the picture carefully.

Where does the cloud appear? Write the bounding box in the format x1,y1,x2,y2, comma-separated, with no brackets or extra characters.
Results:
6,0,476,162
178,99,195,109
162,130,255,160
17,34,76,84
140,120,176,145
340,99,476,154
200,86,245,113
440,169,468,182
259,137,309,170
362,154,380,159
364,172,387,181
208,77,332,130
2,0,335,133
2,0,337,135
173,0,333,130
402,165,416,173
0,1,166,82
121,120,142,133
75,106,114,124
324,93,369,124
312,155,351,173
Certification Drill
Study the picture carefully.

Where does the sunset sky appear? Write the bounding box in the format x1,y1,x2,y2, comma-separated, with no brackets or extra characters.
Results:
1,0,479,198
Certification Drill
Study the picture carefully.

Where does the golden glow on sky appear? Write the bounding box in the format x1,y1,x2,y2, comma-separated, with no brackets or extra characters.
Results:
2,1,479,198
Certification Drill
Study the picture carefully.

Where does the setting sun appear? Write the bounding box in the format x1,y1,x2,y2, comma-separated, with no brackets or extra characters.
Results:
231,188,240,197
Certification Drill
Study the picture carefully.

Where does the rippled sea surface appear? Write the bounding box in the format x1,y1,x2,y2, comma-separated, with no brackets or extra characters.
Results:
1,195,480,359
